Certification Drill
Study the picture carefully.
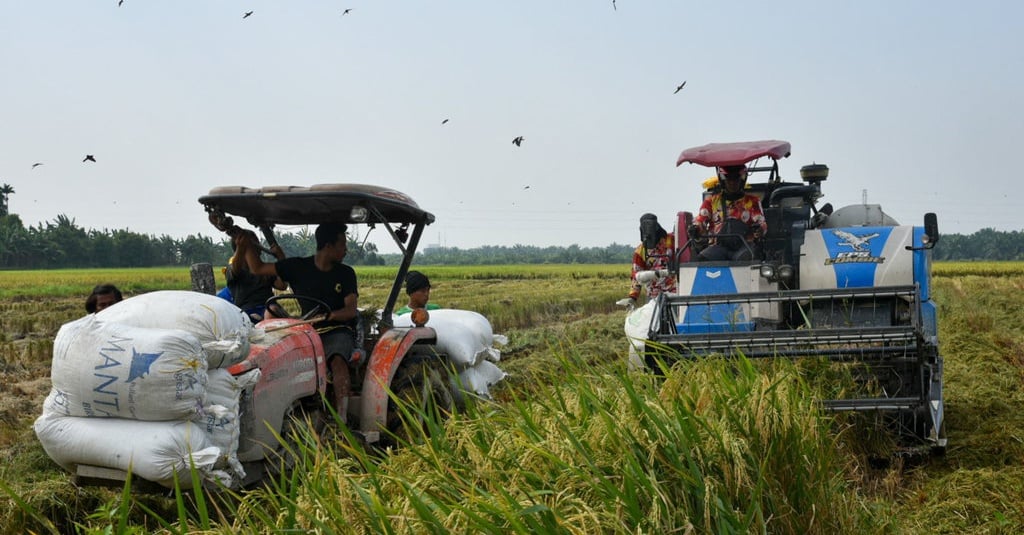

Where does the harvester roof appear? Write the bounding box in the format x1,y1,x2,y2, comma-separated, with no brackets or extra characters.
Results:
676,140,791,168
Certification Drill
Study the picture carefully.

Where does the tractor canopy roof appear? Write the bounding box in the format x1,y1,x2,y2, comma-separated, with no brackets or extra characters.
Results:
198,183,435,227
676,140,792,168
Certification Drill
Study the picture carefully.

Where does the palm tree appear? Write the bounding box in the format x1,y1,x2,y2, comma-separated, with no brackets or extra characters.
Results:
0,183,13,217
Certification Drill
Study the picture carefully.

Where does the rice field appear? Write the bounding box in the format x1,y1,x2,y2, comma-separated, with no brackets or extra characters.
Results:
2,261,1023,533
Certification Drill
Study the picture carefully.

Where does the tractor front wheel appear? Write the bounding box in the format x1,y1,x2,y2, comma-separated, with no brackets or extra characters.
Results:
383,353,453,448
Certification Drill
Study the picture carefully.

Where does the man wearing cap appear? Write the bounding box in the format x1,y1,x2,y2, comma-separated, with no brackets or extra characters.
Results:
396,270,440,315
623,213,677,307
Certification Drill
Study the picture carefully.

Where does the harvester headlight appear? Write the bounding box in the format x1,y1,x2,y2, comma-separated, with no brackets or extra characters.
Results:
350,205,369,223
778,264,794,282
759,264,775,279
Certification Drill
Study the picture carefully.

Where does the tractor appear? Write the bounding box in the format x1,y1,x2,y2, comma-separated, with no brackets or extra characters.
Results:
193,183,459,486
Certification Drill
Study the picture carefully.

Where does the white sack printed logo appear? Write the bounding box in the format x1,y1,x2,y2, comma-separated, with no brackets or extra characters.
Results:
826,230,885,264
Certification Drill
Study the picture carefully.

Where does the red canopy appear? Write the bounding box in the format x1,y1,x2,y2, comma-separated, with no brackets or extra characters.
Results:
676,140,791,167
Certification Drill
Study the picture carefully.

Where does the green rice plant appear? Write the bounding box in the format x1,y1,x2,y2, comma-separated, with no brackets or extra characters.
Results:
934,261,1024,278
0,267,193,300
180,351,874,534
6,265,1024,533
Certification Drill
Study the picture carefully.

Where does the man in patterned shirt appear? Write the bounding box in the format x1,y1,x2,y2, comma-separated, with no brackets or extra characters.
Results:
690,164,767,261
625,213,677,306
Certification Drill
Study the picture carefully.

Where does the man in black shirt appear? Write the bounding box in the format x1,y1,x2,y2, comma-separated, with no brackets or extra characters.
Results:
244,222,359,361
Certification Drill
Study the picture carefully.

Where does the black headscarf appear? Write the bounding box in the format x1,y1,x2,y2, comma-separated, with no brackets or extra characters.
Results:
639,213,667,250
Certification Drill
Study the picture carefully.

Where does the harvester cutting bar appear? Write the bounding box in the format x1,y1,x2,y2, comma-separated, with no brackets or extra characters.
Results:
660,284,920,308
653,284,924,360
822,398,920,411
653,327,918,360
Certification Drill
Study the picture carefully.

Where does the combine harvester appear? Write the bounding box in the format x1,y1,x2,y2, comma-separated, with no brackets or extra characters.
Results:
629,140,944,450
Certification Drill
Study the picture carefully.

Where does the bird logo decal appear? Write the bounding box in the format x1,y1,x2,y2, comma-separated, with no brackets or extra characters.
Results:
832,229,880,252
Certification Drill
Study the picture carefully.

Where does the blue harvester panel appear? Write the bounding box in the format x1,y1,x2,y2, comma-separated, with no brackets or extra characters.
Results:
678,266,755,334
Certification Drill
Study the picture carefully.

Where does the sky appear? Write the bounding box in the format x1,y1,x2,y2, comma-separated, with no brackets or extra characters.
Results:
2,1,1022,255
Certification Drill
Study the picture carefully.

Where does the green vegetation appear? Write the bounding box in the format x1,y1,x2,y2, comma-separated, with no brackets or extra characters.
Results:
0,213,386,270
4,199,1024,271
2,263,1024,533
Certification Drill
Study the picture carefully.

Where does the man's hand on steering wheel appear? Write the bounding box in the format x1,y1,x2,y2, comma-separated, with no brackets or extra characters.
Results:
265,294,332,322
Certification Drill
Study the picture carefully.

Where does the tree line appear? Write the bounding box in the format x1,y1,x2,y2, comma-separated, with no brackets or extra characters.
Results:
0,211,633,269
1,197,1022,269
0,213,387,270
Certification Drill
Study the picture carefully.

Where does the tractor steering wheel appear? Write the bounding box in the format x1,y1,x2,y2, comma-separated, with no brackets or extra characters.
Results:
265,294,333,322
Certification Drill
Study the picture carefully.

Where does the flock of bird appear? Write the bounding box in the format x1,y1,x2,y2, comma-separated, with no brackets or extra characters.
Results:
25,3,687,171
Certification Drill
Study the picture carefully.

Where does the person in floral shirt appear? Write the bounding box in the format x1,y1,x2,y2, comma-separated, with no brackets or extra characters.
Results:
690,164,767,261
627,213,677,305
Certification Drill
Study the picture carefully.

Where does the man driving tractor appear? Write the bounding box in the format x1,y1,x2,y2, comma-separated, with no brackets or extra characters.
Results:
243,222,359,357
689,164,768,261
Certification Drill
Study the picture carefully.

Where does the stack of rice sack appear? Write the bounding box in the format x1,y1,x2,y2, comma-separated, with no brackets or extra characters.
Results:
393,309,508,399
34,290,254,490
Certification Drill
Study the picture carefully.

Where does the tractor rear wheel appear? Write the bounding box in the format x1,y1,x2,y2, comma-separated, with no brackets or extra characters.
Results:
383,353,453,448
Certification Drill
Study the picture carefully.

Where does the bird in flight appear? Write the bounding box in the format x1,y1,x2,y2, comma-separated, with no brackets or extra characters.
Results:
612,0,617,11
512,136,524,147
83,155,96,163
342,8,353,15
523,185,530,190
441,118,449,125
118,0,125,6
31,162,43,169
243,11,253,19
674,81,687,94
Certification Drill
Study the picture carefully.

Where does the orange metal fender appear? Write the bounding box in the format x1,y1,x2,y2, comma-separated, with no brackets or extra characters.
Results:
226,319,328,463
358,325,437,442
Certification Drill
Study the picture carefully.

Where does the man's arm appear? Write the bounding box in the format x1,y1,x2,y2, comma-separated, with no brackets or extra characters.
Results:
325,293,359,323
229,234,249,277
267,242,287,290
749,197,768,238
243,232,279,278
694,196,715,232
628,245,644,300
